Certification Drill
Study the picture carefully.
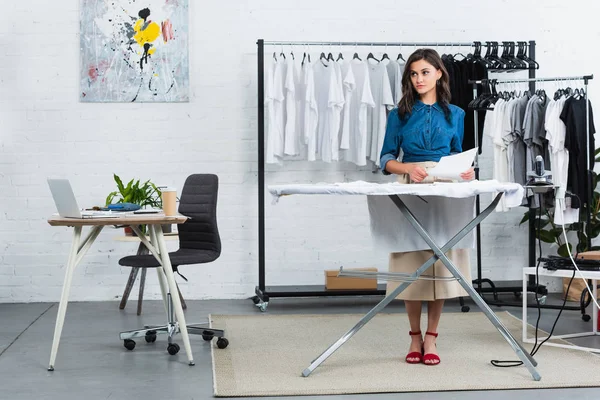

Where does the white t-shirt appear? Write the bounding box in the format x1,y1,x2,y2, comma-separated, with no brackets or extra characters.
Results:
330,61,345,161
386,59,405,104
487,98,510,212
313,59,344,163
272,58,287,158
345,59,375,166
265,58,284,164
367,60,394,166
302,59,319,161
283,56,299,156
338,60,356,152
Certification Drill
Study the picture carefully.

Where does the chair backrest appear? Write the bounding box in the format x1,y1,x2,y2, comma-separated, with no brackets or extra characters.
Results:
177,174,221,257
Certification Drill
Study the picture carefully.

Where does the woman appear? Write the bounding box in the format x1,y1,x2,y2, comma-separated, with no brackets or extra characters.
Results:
379,49,475,366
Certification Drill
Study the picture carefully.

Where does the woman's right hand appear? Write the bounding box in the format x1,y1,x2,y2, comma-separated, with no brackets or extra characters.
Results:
407,164,428,183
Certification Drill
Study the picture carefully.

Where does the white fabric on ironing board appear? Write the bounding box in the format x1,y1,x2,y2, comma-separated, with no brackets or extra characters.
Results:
268,180,524,253
268,180,524,204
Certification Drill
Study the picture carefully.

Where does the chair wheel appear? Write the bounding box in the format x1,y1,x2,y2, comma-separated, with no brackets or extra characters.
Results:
167,343,180,355
216,338,229,349
145,331,157,343
461,305,470,312
124,339,136,351
582,314,591,322
202,330,214,341
251,296,260,305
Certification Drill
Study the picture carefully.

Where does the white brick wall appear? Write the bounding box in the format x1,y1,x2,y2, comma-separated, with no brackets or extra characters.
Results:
1,0,599,302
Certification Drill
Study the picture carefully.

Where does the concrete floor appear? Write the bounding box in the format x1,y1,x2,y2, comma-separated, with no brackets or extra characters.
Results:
0,294,599,400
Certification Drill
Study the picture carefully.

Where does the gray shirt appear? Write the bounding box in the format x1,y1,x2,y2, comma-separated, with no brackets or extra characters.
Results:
512,94,531,185
523,94,549,173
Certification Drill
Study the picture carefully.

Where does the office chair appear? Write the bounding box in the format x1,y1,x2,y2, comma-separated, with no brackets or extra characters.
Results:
118,174,228,355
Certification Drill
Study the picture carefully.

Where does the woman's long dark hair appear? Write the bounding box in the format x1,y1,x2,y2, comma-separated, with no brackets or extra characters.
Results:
398,48,452,122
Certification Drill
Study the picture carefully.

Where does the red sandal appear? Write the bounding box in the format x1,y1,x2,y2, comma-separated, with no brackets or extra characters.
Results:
405,330,423,364
423,331,440,365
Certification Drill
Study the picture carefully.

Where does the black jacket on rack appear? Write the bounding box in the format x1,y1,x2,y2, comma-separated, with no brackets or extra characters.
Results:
442,55,488,152
560,97,596,209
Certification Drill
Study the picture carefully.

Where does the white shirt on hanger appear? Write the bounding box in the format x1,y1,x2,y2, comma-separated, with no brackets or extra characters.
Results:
330,60,345,161
272,58,287,159
303,58,319,161
545,96,574,225
338,59,356,152
313,58,344,163
265,57,283,164
367,59,394,166
283,56,299,156
386,58,405,104
486,98,510,212
345,58,375,166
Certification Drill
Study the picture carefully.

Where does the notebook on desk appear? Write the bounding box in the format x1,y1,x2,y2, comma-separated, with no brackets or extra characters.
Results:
47,178,119,219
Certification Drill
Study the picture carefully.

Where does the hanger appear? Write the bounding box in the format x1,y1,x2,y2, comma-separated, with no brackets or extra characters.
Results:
302,52,311,66
279,45,286,60
319,51,329,67
353,52,362,61
453,43,466,60
272,52,277,61
517,41,539,70
397,44,405,62
367,52,380,63
367,44,379,63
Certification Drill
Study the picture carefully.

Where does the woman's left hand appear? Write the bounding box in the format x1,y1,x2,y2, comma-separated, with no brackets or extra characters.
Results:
460,167,475,181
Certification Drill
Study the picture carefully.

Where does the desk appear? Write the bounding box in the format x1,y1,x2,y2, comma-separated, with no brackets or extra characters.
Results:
47,214,192,370
523,267,600,352
113,233,183,315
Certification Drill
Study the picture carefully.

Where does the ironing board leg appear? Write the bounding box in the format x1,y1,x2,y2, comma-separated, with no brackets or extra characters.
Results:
302,193,524,378
390,194,541,381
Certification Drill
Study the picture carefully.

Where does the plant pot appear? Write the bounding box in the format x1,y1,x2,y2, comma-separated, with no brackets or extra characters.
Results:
124,226,134,236
162,224,172,234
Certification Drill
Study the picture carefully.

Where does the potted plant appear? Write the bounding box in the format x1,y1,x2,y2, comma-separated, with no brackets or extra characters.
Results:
105,174,163,236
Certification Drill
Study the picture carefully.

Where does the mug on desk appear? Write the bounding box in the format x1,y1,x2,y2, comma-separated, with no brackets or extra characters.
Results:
162,187,177,216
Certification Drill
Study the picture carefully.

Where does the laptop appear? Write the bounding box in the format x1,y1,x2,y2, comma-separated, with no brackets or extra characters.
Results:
47,178,119,219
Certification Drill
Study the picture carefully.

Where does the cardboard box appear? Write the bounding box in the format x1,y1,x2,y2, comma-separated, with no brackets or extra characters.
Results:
325,268,378,290
577,251,600,261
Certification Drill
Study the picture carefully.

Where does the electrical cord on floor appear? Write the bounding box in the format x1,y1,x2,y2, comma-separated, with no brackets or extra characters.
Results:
491,192,577,368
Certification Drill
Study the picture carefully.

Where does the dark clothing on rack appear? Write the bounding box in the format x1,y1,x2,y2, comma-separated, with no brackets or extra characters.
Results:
445,57,488,153
560,97,595,209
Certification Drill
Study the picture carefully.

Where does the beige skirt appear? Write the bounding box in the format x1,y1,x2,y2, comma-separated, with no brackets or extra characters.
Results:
386,161,471,301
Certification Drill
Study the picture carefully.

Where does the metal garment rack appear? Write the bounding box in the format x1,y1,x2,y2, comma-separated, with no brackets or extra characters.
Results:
254,39,536,311
468,74,594,310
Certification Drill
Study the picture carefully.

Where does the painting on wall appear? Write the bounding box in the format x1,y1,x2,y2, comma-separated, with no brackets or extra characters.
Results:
80,0,189,103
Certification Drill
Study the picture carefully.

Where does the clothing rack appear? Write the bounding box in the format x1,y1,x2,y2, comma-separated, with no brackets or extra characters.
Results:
253,38,537,311
468,74,594,312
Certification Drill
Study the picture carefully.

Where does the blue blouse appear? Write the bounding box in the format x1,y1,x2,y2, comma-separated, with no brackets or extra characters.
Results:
380,101,465,175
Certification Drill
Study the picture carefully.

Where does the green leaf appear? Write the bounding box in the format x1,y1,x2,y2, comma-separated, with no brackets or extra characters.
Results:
114,174,125,194
557,243,573,258
537,218,551,229
105,191,118,206
591,223,600,238
538,229,556,243
520,212,529,225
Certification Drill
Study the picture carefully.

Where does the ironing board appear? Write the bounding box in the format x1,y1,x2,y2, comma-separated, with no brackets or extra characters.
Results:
268,180,541,381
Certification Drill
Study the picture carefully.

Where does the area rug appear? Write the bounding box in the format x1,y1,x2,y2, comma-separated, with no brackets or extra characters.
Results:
210,311,600,397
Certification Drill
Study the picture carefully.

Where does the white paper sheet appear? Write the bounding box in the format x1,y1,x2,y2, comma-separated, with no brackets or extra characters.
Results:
427,148,478,180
